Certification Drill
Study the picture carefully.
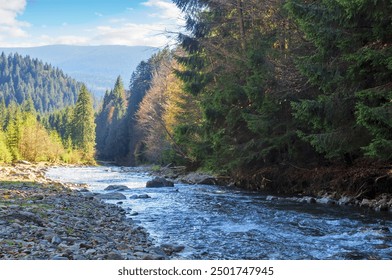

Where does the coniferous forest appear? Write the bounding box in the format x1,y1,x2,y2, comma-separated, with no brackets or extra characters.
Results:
0,53,95,164
1,0,391,193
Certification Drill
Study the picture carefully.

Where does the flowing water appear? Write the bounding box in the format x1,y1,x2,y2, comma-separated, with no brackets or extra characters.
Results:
46,166,392,260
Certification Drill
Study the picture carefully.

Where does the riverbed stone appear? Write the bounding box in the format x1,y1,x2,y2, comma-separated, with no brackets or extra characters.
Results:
299,196,317,204
316,197,336,205
52,255,69,260
107,252,123,260
160,244,185,255
180,172,217,185
51,236,62,245
338,196,353,205
146,177,174,188
104,185,130,191
0,164,160,260
360,199,372,208
130,194,151,199
96,192,126,200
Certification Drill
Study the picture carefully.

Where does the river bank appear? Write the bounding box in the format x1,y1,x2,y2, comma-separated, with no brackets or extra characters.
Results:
0,163,166,260
153,161,392,212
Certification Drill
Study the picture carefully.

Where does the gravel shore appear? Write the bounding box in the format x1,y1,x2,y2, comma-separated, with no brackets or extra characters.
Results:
0,163,166,260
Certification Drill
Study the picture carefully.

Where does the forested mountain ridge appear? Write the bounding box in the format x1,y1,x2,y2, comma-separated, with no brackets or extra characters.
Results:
0,53,95,164
0,45,157,98
0,52,82,112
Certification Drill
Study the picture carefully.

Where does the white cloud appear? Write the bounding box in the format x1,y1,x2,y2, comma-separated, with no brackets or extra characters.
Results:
91,23,170,47
0,0,30,42
0,0,184,47
142,0,184,25
85,1,185,47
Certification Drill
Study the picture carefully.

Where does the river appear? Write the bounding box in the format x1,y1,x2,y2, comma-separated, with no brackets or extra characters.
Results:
46,166,392,260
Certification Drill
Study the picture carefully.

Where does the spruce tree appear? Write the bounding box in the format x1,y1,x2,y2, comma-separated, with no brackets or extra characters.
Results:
72,85,96,162
286,0,392,162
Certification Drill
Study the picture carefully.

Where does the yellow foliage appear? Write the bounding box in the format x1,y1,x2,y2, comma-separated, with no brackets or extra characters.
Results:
18,115,67,163
0,130,12,163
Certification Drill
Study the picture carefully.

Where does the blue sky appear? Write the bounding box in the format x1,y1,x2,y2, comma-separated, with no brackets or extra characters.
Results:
0,0,184,47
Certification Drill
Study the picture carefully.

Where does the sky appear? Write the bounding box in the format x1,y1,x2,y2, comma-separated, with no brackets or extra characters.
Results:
0,0,185,47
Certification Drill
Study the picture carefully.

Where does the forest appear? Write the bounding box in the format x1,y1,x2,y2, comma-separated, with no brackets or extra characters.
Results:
96,0,391,171
0,53,95,164
1,0,391,191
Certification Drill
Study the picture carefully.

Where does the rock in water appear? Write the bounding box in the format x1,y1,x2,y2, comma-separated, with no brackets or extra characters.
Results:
180,173,217,185
146,177,174,188
96,192,126,200
104,185,129,191
129,194,151,199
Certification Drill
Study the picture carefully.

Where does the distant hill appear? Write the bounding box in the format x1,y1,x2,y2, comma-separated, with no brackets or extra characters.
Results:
0,52,82,112
0,45,158,98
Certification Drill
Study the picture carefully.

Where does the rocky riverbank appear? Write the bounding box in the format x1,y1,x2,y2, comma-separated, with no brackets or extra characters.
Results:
151,162,392,213
0,163,167,260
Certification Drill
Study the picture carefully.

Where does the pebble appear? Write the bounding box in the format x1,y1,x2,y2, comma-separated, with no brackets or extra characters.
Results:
51,236,62,245
0,164,167,260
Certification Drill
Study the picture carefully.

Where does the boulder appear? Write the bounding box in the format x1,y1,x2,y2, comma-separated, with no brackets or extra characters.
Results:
299,196,317,204
180,172,217,185
266,196,277,201
107,252,124,260
96,192,126,200
160,244,185,255
360,198,372,208
130,194,151,199
104,185,129,191
316,197,336,205
146,177,174,188
338,196,353,206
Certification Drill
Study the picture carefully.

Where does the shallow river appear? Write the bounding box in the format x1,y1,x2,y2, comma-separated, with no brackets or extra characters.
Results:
46,166,392,260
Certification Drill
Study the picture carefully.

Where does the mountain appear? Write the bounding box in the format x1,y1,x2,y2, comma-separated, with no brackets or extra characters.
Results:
0,45,158,98
0,52,82,112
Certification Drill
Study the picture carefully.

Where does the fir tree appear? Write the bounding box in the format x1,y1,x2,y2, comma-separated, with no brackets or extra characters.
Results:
72,85,96,162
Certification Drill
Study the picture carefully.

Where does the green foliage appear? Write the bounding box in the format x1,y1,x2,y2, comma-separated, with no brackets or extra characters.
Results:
356,88,392,160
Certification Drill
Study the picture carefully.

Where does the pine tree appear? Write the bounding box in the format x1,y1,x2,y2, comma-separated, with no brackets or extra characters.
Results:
72,85,96,162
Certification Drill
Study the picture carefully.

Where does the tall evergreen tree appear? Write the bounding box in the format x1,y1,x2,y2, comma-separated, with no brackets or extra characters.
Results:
72,85,96,162
286,0,392,161
95,77,128,161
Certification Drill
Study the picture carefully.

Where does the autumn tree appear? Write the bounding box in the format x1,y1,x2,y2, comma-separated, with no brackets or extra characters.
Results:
135,49,202,164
